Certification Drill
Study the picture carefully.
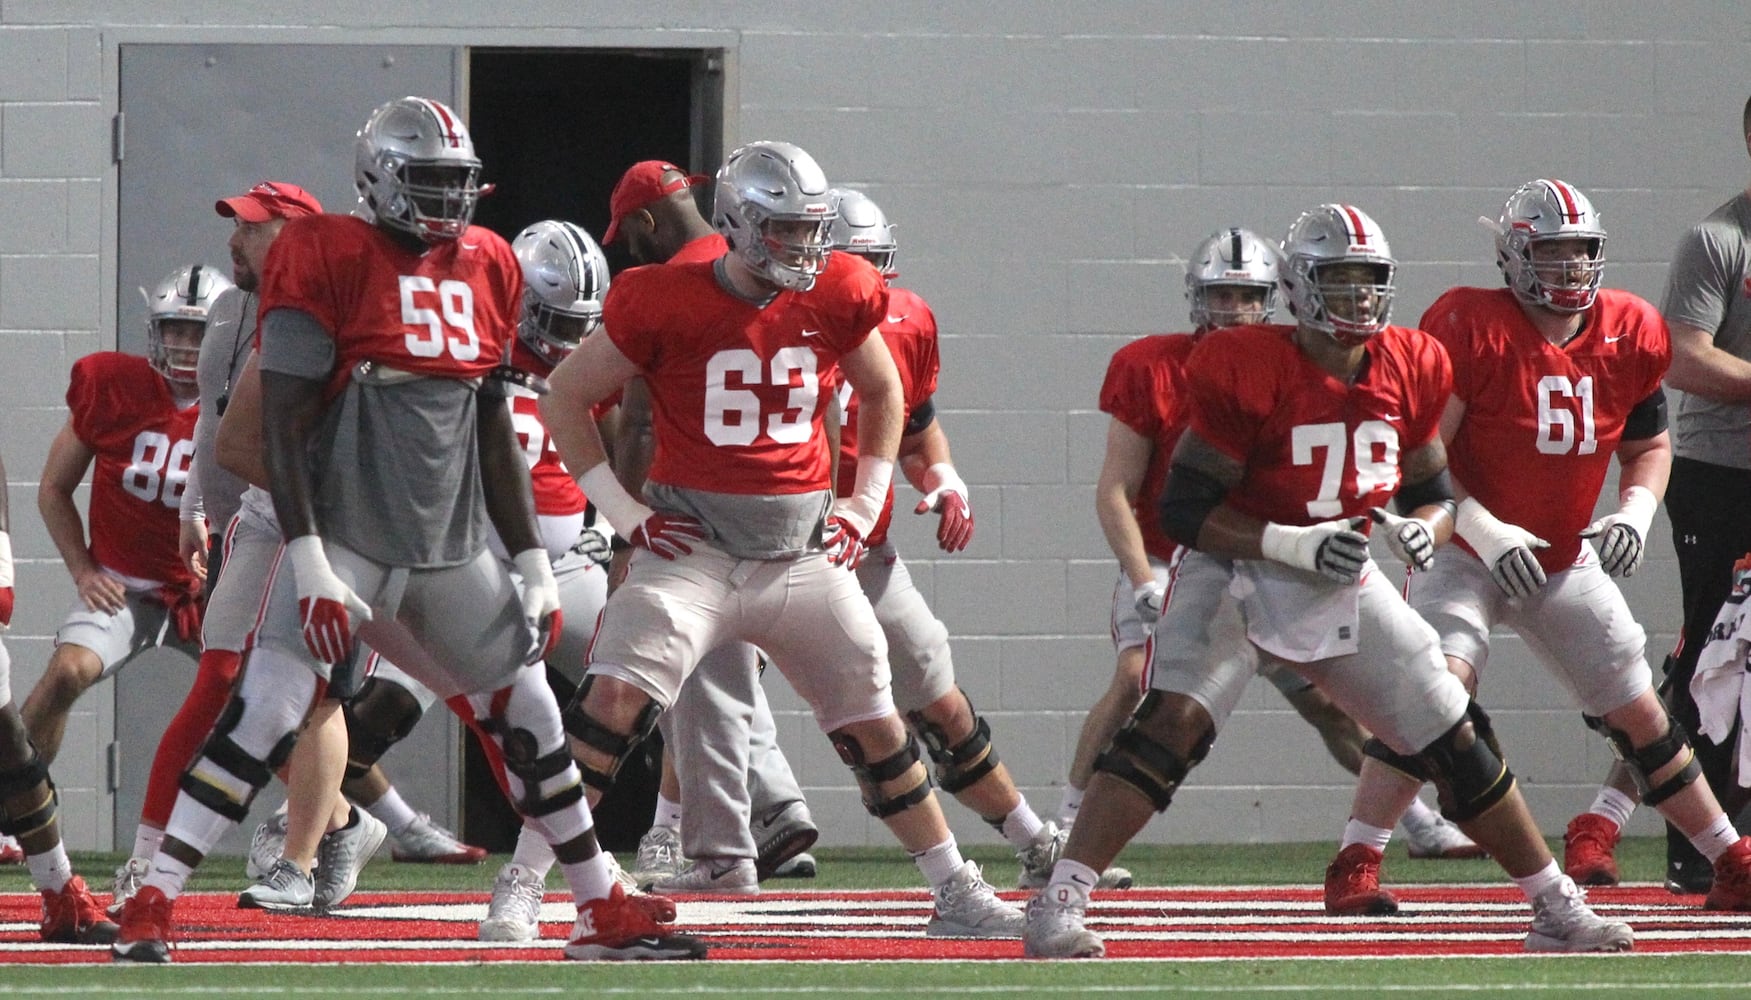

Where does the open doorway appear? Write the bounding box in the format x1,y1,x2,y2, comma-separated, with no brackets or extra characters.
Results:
461,46,722,851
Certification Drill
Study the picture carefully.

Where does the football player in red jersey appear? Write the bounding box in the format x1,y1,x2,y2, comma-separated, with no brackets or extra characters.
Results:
1025,204,1632,959
544,141,1023,938
1331,180,1751,911
600,161,822,895
20,264,229,766
111,97,700,965
0,446,118,944
1071,227,1480,869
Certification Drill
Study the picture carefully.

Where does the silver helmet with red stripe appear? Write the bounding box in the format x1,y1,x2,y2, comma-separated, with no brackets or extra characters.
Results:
354,96,483,243
1495,178,1606,313
1279,204,1396,345
1186,227,1279,329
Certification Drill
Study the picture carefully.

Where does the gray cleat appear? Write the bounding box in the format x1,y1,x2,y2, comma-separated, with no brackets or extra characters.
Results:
237,858,315,912
1022,887,1105,958
1525,875,1634,953
312,808,388,912
926,860,1025,939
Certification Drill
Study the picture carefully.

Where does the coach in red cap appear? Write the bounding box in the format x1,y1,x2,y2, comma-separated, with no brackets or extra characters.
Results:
604,160,708,259
215,181,323,225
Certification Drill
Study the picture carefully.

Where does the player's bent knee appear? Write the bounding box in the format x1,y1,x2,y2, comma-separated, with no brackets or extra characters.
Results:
1418,703,1514,822
0,751,58,839
341,678,424,780
830,726,931,818
906,689,1001,794
1092,690,1211,813
1584,711,1702,807
1362,737,1432,782
560,673,660,793
178,694,294,823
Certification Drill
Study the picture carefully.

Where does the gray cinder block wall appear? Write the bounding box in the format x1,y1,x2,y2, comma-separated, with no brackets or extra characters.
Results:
3,1,1748,849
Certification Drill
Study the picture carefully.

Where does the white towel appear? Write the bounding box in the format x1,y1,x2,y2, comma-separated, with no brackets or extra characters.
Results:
1229,558,1362,663
1690,556,1751,789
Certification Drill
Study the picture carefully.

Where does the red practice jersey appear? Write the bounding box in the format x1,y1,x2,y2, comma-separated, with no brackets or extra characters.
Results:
1421,286,1670,573
669,232,729,266
507,340,588,517
67,353,199,589
835,285,941,546
1099,333,1200,563
604,250,888,495
259,214,522,385
1186,323,1452,527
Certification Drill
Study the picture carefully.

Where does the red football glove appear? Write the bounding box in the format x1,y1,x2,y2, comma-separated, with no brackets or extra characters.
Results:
156,584,204,644
0,587,12,630
286,536,372,665
822,515,869,570
629,512,709,560
0,530,13,629
914,464,975,552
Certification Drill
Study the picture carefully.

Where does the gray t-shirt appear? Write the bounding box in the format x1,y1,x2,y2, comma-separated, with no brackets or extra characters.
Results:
1664,190,1751,468
259,308,495,568
179,285,256,532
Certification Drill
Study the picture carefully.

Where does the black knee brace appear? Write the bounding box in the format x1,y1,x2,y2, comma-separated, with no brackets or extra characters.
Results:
1418,702,1514,823
484,719,584,819
179,694,296,823
830,728,931,818
1584,711,1704,807
1092,690,1212,813
560,674,662,793
1362,737,1432,781
907,691,1001,795
342,678,425,781
0,751,57,839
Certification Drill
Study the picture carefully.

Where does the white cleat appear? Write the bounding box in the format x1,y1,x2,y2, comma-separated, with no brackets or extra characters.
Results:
246,811,290,881
648,857,760,896
927,860,1025,939
312,809,388,912
1022,887,1105,958
1016,823,1133,890
630,826,687,886
1525,875,1634,953
479,862,546,942
107,856,152,918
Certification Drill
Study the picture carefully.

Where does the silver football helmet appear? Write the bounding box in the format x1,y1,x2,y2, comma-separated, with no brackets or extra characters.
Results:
354,96,483,243
143,264,232,384
1186,227,1279,329
1495,178,1606,313
712,141,836,291
827,188,898,279
1279,205,1396,345
511,220,610,368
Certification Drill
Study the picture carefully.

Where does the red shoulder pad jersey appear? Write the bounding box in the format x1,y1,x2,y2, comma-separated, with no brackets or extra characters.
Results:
1099,333,1200,562
66,352,198,588
669,232,730,265
604,250,889,495
507,340,588,517
1186,323,1452,526
1421,286,1670,573
835,285,941,546
258,214,521,385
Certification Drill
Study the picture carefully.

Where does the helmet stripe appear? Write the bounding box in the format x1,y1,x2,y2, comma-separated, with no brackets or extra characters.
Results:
185,264,203,306
1228,228,1244,266
421,98,464,149
1543,179,1583,223
1339,205,1368,246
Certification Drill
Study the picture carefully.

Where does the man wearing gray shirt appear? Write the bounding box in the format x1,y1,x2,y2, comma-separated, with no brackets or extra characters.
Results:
1653,96,1751,894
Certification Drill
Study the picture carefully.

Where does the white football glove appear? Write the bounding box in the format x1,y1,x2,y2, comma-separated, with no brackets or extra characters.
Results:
1132,579,1167,624
1369,506,1437,572
286,536,372,665
1580,486,1657,578
1260,517,1370,585
512,548,563,665
1455,497,1549,599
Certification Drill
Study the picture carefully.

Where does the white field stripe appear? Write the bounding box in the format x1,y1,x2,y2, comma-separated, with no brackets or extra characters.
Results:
2,983,1750,995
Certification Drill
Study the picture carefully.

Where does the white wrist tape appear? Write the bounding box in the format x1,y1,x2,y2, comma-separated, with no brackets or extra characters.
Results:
285,535,330,584
0,530,13,587
1616,485,1658,539
1259,522,1319,572
838,456,894,536
578,463,654,536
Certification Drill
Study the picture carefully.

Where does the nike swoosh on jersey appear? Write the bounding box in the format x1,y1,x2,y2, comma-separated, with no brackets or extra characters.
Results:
1604,335,1626,343
801,329,822,337
886,315,906,324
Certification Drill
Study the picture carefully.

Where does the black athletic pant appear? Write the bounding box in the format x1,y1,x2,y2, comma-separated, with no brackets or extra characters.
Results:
1663,456,1751,877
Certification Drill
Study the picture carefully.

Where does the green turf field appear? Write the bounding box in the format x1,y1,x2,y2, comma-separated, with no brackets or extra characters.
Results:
3,837,1748,999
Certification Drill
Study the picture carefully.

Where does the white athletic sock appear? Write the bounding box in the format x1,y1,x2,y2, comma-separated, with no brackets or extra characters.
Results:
999,801,1046,847
1588,787,1637,830
130,824,165,863
1691,814,1739,863
141,853,195,900
1058,785,1083,828
365,786,419,836
1512,860,1565,901
25,843,72,893
653,794,683,832
910,837,965,888
1047,859,1098,905
510,822,558,877
1341,819,1394,852
557,853,615,903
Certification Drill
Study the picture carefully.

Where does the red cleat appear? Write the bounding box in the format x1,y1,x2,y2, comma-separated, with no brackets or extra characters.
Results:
1324,843,1399,915
1704,836,1751,911
110,885,174,963
1563,813,1621,887
563,884,705,961
40,875,119,944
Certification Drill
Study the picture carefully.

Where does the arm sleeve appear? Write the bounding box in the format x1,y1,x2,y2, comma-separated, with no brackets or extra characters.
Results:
258,308,337,380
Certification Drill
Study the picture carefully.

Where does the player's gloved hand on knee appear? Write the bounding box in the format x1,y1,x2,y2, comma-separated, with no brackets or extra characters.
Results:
1132,578,1167,623
1369,506,1437,572
914,462,974,553
512,548,563,664
286,535,372,664
1455,497,1549,599
1260,517,1369,585
1580,485,1657,578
